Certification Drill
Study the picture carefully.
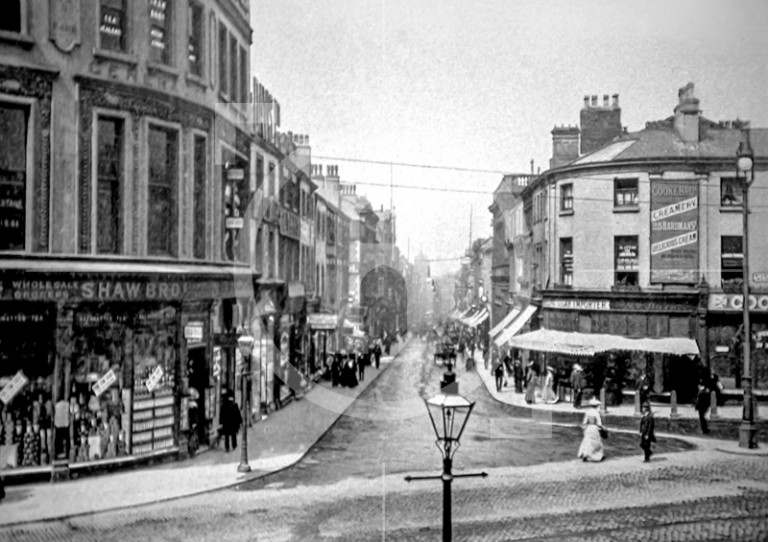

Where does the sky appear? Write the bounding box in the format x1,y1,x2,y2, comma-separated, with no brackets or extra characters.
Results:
251,0,768,277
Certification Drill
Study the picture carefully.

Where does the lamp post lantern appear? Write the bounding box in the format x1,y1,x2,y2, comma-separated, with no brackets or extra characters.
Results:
736,128,758,449
236,330,255,472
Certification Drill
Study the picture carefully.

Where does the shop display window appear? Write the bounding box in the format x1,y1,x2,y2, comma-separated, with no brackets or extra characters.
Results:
68,307,130,464
131,307,178,454
0,305,55,471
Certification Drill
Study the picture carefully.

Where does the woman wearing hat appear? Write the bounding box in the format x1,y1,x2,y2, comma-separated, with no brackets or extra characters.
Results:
524,360,537,404
542,366,557,404
577,397,605,462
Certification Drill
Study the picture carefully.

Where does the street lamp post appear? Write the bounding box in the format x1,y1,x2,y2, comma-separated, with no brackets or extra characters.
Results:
736,129,758,449
237,330,255,472
405,376,486,542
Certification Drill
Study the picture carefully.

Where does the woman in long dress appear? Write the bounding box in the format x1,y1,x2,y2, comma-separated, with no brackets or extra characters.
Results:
577,397,605,462
542,367,557,404
524,362,536,404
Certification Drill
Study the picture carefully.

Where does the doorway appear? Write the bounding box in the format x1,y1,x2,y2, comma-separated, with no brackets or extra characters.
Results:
187,347,209,445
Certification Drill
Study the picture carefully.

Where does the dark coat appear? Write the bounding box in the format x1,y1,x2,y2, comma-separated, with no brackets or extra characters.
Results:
695,386,711,413
639,412,655,447
220,399,242,434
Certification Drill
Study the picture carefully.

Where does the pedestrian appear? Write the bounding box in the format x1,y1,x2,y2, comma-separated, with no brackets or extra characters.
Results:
513,358,524,393
577,397,605,462
219,393,242,453
708,369,724,407
342,353,359,388
524,361,537,404
493,356,505,392
570,363,585,409
695,382,711,435
357,347,366,381
636,370,651,410
639,402,656,462
503,349,514,388
373,339,382,369
273,368,283,411
542,366,557,404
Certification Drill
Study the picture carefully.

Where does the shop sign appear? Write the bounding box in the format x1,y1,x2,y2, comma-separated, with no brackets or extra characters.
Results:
92,369,117,397
0,371,28,404
184,321,204,343
754,272,768,283
708,293,768,312
226,217,244,229
650,179,699,284
146,366,164,392
611,299,693,313
542,299,611,311
1,278,227,302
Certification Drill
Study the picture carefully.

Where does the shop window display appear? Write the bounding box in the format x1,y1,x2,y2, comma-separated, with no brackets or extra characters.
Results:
0,306,55,471
68,308,130,464
130,307,178,454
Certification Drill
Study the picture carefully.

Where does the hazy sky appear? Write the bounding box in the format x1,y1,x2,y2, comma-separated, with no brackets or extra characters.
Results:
251,0,768,277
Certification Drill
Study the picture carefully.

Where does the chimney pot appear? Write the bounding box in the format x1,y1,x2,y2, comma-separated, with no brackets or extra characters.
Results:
603,94,609,107
612,94,619,107
591,95,598,107
583,95,589,108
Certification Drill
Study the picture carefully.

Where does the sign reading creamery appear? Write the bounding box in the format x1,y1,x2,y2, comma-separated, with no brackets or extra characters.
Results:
650,179,699,283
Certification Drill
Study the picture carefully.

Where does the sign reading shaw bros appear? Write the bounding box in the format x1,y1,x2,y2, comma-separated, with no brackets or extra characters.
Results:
650,179,699,283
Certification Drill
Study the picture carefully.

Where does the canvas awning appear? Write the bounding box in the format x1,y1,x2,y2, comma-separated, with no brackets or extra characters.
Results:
505,328,700,357
307,313,339,331
467,307,489,327
489,307,521,339
460,308,478,326
494,305,538,347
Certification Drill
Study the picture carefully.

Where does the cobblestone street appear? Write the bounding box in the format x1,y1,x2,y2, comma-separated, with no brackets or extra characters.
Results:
2,339,767,541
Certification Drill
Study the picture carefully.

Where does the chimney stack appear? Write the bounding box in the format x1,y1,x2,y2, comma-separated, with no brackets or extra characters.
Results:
673,82,701,143
580,92,622,154
550,125,580,169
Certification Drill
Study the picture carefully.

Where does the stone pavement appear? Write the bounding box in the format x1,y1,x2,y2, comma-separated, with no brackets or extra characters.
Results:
0,344,404,527
468,353,768,451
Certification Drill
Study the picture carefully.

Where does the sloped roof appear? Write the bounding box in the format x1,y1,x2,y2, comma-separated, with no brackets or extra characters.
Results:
572,121,768,166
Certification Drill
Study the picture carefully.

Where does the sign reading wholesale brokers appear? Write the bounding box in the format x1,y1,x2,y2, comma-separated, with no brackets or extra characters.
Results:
650,179,699,283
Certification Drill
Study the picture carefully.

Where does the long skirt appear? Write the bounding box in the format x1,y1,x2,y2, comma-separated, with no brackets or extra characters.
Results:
577,424,604,462
524,381,536,403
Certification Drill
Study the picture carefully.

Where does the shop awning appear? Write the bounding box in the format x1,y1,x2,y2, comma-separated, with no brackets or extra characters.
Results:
488,307,521,339
307,313,339,330
467,307,489,327
494,305,537,347
459,308,477,326
505,328,700,357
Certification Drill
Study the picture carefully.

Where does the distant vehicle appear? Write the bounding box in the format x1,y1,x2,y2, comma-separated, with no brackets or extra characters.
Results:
433,336,457,366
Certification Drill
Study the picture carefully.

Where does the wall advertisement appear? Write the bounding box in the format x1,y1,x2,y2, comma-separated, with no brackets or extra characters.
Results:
650,179,699,283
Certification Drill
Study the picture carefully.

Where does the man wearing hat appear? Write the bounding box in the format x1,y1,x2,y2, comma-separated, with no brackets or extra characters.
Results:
570,363,586,409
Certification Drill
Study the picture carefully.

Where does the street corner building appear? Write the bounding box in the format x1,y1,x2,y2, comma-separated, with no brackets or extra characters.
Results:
485,86,768,407
0,0,407,485
0,0,265,483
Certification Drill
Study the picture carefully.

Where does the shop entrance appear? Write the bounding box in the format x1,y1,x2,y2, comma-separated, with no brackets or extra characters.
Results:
187,347,209,445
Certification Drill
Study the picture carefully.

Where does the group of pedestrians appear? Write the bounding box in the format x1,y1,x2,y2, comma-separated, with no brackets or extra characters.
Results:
490,348,557,405
327,339,383,389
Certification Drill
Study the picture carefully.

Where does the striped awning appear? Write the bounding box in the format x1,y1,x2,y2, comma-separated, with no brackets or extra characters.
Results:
494,305,537,347
489,307,521,339
467,307,489,327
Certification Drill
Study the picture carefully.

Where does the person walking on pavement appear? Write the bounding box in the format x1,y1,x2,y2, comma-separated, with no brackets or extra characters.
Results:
695,381,711,434
357,347,366,382
373,339,382,369
220,393,242,453
513,357,524,393
639,402,656,462
493,356,505,392
524,361,537,404
570,363,586,409
503,349,514,388
577,397,605,462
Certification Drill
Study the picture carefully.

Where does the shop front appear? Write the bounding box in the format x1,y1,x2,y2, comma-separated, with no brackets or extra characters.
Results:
706,292,768,390
0,262,248,480
517,291,702,404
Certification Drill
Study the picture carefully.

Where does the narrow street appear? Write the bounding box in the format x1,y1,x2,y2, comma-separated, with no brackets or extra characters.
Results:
3,339,767,541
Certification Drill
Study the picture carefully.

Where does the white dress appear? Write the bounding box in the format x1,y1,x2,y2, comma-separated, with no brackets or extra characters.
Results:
542,371,557,403
577,409,605,462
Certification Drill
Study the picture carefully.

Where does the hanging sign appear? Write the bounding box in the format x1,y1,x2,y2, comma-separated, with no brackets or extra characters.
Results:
146,366,164,392
184,321,204,343
92,369,117,397
0,371,28,404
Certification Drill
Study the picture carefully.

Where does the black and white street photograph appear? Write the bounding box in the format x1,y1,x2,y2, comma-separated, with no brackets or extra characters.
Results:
1,0,768,540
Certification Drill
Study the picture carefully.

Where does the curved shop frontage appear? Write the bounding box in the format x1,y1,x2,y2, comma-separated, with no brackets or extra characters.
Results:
0,263,251,483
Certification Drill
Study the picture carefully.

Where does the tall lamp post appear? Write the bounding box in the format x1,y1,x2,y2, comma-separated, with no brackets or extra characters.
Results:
237,330,255,472
405,376,486,542
736,129,758,449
